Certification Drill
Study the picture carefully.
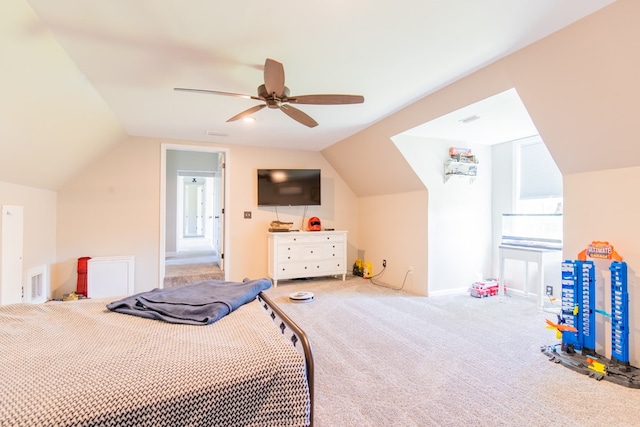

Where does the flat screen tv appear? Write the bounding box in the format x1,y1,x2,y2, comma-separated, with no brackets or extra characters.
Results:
257,169,321,206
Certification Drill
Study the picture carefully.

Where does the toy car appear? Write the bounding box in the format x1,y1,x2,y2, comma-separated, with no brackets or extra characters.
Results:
469,279,504,298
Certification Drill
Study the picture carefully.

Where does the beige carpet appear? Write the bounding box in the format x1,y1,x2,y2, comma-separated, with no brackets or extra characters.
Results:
164,251,224,288
264,276,640,427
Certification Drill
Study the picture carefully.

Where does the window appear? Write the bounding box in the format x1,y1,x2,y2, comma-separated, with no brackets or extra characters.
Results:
515,136,562,214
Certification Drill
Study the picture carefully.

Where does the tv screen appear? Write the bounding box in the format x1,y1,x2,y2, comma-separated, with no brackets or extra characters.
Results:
257,169,321,206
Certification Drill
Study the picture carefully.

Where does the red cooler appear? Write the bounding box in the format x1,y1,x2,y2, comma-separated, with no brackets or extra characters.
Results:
77,257,91,297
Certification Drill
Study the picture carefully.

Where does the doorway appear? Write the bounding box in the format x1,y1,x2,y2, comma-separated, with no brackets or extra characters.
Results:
182,176,206,238
159,144,229,288
176,174,216,250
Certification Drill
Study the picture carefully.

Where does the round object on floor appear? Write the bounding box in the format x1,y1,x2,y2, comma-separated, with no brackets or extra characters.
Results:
289,291,314,303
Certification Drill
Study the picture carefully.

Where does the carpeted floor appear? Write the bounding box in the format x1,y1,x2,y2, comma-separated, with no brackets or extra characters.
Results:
264,276,640,427
164,250,224,288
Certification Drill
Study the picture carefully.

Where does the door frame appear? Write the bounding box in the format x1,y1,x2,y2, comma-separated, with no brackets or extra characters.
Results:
1,205,24,305
159,144,230,286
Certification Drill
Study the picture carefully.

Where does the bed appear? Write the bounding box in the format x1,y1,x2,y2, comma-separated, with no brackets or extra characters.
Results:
0,279,313,427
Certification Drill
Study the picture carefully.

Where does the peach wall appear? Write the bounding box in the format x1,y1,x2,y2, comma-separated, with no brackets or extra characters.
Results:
504,0,640,176
1,0,126,191
54,136,359,296
358,191,428,295
322,124,425,198
54,136,160,296
223,144,360,281
564,167,640,366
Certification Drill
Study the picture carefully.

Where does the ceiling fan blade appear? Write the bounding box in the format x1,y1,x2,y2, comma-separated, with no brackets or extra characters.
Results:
174,87,262,101
286,94,364,105
226,104,266,122
264,58,285,97
280,104,318,128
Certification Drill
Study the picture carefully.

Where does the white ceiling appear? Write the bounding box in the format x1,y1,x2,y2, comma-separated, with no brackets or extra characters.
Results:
402,88,539,145
24,0,616,152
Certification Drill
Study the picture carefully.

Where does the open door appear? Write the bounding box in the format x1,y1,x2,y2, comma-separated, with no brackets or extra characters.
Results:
1,205,23,305
160,144,229,287
216,153,225,270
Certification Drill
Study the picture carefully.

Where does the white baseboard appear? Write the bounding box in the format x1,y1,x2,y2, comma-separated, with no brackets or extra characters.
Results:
428,287,469,297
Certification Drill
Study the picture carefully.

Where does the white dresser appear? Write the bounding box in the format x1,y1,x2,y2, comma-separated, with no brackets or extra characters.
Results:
267,230,347,286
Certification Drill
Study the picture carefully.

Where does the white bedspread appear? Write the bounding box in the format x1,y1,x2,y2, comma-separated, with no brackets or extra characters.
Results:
0,297,310,426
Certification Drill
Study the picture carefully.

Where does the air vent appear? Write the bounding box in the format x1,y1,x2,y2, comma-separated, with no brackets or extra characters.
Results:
459,114,480,124
205,131,229,137
25,265,49,304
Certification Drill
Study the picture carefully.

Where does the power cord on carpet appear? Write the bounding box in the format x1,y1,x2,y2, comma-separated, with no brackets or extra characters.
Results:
367,266,410,291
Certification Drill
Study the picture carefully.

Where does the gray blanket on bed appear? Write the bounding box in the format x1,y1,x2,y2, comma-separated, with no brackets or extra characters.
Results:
106,278,272,325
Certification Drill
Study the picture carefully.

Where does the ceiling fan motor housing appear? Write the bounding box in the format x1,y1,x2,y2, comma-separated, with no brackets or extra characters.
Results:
258,84,290,108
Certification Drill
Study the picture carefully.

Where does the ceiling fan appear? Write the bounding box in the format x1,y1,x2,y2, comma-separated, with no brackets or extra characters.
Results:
174,58,364,128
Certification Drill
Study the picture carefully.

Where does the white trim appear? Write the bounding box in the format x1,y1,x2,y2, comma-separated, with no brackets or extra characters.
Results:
428,287,469,297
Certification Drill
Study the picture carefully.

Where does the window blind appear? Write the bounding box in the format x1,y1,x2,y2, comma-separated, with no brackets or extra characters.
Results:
518,140,562,199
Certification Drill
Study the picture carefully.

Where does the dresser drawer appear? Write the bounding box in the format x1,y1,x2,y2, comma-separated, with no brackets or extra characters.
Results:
268,230,348,286
315,259,345,274
314,233,345,243
323,242,344,259
277,244,302,261
278,243,325,261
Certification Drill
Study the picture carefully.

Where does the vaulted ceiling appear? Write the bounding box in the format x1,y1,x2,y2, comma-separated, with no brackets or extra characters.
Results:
1,0,616,190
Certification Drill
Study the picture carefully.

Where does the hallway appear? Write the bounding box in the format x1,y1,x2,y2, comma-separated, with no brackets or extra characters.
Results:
164,237,223,288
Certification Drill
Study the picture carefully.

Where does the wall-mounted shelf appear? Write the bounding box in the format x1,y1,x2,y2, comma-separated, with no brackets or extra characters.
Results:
444,159,478,183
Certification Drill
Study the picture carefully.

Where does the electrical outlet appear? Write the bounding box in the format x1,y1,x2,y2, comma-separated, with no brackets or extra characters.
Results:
382,259,387,268
546,285,553,296
408,265,413,273
243,211,252,219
